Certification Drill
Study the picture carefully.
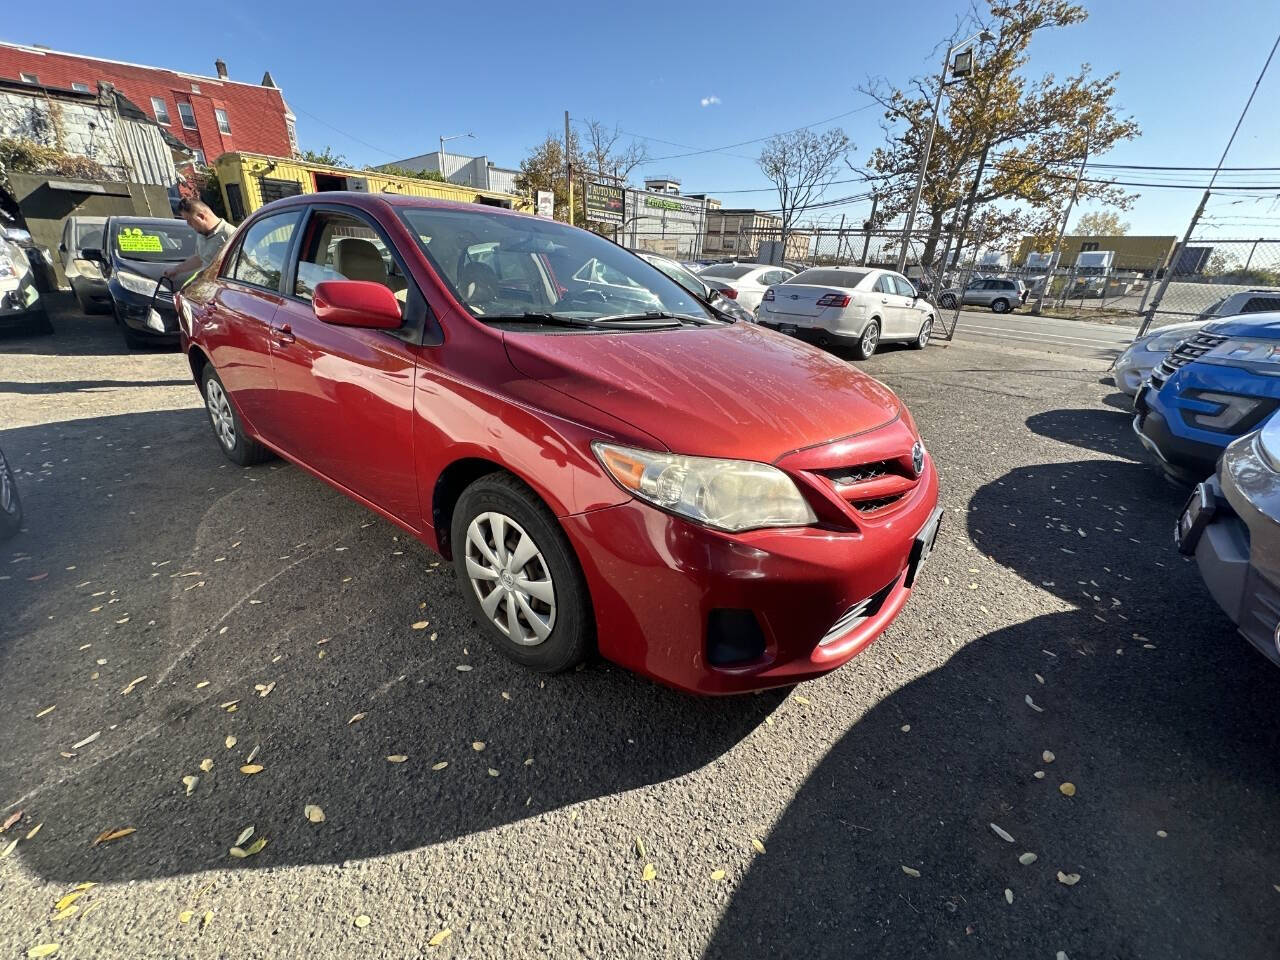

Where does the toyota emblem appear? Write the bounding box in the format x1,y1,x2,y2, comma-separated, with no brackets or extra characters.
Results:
911,441,925,477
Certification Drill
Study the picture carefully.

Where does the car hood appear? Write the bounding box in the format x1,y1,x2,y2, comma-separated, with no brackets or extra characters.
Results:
111,256,176,281
1204,312,1280,340
502,323,902,462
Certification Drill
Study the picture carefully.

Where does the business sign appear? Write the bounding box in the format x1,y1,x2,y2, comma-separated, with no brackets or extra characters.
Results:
536,190,554,219
585,181,624,225
642,194,703,217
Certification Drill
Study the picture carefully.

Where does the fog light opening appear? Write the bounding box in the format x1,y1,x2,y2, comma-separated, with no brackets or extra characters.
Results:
707,609,767,667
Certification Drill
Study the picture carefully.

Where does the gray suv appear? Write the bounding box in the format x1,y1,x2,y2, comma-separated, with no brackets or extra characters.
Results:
939,277,1028,313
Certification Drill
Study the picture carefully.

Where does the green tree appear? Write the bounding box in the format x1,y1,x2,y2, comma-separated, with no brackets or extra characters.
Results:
298,146,348,167
1074,210,1129,236
374,164,447,182
860,0,1140,268
514,129,583,223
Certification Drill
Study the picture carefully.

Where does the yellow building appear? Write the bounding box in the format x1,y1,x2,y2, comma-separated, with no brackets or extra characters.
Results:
1015,234,1178,274
213,151,532,223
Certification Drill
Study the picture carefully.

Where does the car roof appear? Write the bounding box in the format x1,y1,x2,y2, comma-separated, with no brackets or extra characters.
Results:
254,190,538,224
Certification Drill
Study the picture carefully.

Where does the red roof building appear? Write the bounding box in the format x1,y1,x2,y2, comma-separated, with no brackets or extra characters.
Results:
0,41,297,167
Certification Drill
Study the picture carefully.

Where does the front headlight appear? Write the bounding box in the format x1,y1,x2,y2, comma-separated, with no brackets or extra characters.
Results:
0,255,17,280
1205,338,1280,364
1185,389,1267,431
593,442,817,532
1143,328,1196,353
116,269,158,296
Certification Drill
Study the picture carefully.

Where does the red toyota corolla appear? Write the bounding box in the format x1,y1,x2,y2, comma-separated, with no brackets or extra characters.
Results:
177,193,940,694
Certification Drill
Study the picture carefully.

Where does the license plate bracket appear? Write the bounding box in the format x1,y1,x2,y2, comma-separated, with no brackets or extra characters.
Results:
905,508,944,587
1176,482,1215,555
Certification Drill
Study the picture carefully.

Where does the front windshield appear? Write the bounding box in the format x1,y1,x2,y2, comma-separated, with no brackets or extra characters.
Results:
398,207,712,324
642,255,709,299
109,220,197,263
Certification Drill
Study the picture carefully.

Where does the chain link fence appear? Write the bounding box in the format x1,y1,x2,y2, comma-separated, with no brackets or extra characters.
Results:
1140,237,1280,333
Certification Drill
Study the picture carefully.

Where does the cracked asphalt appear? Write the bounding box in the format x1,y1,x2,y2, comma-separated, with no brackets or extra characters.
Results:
1,295,1277,959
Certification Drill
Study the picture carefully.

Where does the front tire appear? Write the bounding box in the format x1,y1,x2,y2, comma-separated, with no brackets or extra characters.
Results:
911,317,933,350
200,365,273,466
853,320,880,360
451,473,592,674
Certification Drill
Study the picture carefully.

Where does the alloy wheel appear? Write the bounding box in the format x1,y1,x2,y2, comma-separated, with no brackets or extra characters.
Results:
918,321,932,348
205,379,236,451
862,325,879,355
465,511,556,646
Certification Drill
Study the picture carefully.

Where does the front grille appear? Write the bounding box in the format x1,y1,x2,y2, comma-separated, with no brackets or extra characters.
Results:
853,495,904,513
821,460,892,485
1159,332,1228,377
814,454,918,517
819,577,897,645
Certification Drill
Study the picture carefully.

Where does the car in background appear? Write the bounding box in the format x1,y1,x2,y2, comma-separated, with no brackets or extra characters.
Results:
756,266,935,360
83,216,198,348
699,262,795,313
59,215,110,313
1114,290,1280,396
1,224,58,294
1134,312,1280,484
938,277,1028,313
1177,415,1280,668
636,251,754,323
0,446,22,540
178,192,940,695
0,230,52,336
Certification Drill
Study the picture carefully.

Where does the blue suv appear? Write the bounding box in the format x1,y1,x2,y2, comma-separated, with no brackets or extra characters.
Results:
1134,312,1280,484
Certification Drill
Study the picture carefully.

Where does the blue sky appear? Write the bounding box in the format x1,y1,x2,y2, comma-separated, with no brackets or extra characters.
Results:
6,1,1279,237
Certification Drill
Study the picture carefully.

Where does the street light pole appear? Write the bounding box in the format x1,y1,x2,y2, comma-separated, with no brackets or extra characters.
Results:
895,29,993,273
437,132,475,182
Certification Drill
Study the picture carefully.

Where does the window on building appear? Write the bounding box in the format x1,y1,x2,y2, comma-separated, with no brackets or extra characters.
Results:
178,102,197,129
71,82,91,93
151,97,170,125
192,149,207,167
215,108,231,135
1080,241,1100,252
20,72,38,84
190,83,201,93
286,118,298,155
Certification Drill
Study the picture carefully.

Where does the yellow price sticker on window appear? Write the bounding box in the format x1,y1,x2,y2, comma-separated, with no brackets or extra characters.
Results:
116,227,164,253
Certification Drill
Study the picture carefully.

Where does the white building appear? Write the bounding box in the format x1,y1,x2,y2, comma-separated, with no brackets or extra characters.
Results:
377,150,519,194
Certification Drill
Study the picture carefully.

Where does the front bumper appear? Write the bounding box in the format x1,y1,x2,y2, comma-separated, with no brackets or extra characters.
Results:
111,282,179,341
1180,436,1280,667
1133,385,1220,484
562,454,941,694
758,319,866,347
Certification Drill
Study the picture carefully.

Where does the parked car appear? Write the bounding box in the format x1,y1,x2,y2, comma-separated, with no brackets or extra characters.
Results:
1176,416,1280,667
83,217,198,348
636,251,755,323
1,224,58,294
0,446,22,540
1115,290,1280,396
59,215,110,313
178,193,941,695
756,267,935,360
1134,312,1280,484
938,277,1028,313
0,231,52,336
698,262,795,313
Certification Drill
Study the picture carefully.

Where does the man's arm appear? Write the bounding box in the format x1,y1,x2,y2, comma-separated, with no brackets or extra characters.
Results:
164,253,203,280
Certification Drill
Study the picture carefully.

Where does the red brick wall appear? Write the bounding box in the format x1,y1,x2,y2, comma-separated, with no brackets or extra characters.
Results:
0,43,294,160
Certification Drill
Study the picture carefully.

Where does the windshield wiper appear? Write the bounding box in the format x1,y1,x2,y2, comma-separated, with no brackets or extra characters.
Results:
600,311,716,326
484,312,681,330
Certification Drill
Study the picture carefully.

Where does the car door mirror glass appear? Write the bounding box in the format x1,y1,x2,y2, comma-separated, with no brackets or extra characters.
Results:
313,280,403,330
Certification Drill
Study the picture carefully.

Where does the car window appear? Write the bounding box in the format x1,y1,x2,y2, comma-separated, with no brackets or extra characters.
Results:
397,206,710,324
701,264,755,281
1241,296,1280,313
892,276,916,297
295,210,408,303
76,222,104,250
792,269,868,288
642,255,707,298
229,212,299,292
874,275,895,294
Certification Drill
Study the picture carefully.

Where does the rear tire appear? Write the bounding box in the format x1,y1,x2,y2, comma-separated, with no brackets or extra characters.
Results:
451,472,592,674
911,317,932,350
200,365,273,466
853,320,880,360
991,298,1010,314
0,448,23,541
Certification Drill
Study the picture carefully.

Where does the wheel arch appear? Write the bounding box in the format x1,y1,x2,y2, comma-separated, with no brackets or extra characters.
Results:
432,457,568,560
187,344,210,387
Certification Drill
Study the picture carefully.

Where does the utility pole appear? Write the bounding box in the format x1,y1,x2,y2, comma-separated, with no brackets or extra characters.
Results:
1138,32,1279,338
564,111,574,226
861,193,878,266
1032,117,1091,315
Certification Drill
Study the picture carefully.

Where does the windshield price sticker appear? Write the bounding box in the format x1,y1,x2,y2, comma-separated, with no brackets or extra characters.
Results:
116,228,164,253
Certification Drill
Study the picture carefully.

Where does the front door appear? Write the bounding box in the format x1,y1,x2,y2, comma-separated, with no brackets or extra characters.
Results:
873,274,907,336
268,207,421,526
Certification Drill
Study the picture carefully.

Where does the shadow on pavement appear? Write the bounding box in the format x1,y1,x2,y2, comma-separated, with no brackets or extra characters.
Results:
1025,407,1143,461
0,292,174,358
704,458,1280,959
0,379,192,394
0,409,780,885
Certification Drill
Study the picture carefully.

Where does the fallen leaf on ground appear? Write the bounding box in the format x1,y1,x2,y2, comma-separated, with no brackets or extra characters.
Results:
1,810,21,832
52,906,78,921
195,681,210,689
202,911,213,927
710,868,725,881
471,741,485,751
751,838,766,854
25,823,42,840
641,863,657,882
304,805,325,823
793,694,810,705
1005,888,1014,904
1059,782,1076,797
900,724,911,733
218,701,239,710
1034,771,1046,779
71,732,101,750
245,745,259,764
119,676,147,695
182,775,199,796
35,706,55,718
1057,871,1081,886
387,755,408,763
432,761,448,771
225,736,237,749
353,914,371,929
1,838,18,858
428,929,451,947
348,713,365,724
199,758,214,773
239,765,263,775
411,621,429,630
26,945,59,958
456,664,473,672
1019,852,1038,865
91,827,135,846
178,910,193,924
901,865,921,878
990,823,1015,843
1025,695,1044,713
54,891,83,912
256,682,276,698
635,837,646,859
1042,750,1055,763
487,768,499,777
235,826,254,846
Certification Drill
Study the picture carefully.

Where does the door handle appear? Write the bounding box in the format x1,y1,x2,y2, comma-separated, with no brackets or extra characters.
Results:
880,297,889,303
275,322,295,345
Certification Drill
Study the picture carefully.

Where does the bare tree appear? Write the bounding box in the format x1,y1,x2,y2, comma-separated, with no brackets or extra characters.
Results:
580,119,650,185
758,128,851,260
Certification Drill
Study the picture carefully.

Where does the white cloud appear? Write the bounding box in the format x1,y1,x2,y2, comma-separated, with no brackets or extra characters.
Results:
700,95,721,107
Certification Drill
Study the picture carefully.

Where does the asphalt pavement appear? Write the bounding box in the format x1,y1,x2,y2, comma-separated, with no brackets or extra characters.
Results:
2,296,1278,959
948,307,1136,360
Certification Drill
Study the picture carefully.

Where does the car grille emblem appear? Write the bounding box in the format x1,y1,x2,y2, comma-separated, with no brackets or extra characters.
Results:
911,442,925,477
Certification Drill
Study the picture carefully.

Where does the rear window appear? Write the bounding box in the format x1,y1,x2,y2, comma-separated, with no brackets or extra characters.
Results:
789,269,868,287
1241,297,1280,313
701,264,755,280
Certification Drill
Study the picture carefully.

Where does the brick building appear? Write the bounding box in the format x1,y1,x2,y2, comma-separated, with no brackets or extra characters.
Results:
0,41,297,168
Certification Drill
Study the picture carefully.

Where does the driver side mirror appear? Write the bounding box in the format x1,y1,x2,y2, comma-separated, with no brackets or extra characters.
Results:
79,246,105,265
313,280,403,329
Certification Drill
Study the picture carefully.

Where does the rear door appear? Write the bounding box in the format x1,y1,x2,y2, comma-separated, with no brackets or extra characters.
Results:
268,205,423,526
872,273,906,333
204,210,302,443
